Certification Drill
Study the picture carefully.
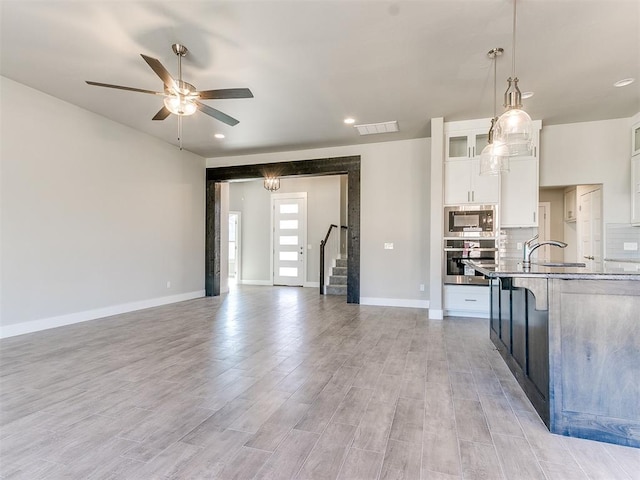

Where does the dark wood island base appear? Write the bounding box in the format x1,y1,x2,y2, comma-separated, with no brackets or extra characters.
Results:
466,260,640,448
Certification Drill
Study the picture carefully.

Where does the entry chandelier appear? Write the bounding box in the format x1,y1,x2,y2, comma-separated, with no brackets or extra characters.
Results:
480,47,510,175
494,0,533,156
264,177,280,192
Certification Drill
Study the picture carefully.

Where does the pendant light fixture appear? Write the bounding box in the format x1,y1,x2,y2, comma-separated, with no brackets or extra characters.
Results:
480,47,510,176
264,177,280,192
494,0,533,156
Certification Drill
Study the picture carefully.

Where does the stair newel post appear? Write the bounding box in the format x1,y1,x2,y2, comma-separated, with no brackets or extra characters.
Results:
320,238,326,295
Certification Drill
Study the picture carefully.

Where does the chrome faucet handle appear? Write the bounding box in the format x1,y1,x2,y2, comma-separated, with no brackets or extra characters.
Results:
524,234,539,248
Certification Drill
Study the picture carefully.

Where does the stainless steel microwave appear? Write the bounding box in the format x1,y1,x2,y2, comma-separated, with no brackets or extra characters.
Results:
444,205,496,237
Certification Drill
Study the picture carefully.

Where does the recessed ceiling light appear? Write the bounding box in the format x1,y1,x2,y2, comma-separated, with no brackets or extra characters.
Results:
614,78,635,87
521,91,534,99
344,118,355,125
214,133,225,139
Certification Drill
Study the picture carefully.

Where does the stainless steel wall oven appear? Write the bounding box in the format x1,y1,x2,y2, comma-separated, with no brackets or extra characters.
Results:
444,205,497,285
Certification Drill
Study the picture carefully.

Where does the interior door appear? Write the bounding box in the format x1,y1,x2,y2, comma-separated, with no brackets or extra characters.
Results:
273,194,306,286
579,188,602,269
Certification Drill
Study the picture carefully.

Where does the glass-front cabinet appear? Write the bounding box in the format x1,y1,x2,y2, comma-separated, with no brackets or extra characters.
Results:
632,121,640,157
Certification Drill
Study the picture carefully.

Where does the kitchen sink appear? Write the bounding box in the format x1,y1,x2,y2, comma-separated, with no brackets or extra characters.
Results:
533,262,587,267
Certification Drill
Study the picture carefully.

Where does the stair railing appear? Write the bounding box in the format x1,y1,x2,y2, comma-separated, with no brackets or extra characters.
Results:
320,224,347,295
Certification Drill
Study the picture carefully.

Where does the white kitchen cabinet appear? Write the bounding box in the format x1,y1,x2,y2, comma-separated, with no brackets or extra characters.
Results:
444,284,490,318
444,157,499,205
444,119,498,205
501,156,539,227
632,121,640,157
446,130,489,161
632,155,640,226
564,188,577,222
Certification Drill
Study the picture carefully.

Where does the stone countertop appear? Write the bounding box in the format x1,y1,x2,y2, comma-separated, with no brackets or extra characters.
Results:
463,259,640,281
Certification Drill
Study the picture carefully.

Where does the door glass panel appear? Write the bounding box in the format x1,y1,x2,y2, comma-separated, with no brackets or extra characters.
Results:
279,220,298,230
279,251,298,261
475,133,489,153
280,204,299,214
279,267,298,277
449,135,468,157
279,235,298,245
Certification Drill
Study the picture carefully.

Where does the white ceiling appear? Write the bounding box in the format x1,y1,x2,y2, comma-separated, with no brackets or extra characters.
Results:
1,1,638,158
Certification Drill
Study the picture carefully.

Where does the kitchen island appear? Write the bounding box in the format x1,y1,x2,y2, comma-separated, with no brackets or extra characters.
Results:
465,260,640,448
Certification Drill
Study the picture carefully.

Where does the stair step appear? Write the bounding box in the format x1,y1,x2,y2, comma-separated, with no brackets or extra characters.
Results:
329,275,347,285
335,258,348,268
325,285,347,296
332,266,347,276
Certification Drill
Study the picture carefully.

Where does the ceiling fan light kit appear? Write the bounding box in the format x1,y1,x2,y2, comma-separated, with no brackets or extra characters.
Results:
494,0,534,157
86,43,253,150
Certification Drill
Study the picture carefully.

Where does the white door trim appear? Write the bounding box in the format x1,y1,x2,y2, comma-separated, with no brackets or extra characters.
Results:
229,211,241,284
538,202,551,262
270,192,308,286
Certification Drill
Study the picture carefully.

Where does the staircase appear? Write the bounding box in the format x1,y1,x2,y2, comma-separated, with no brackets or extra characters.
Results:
325,257,347,295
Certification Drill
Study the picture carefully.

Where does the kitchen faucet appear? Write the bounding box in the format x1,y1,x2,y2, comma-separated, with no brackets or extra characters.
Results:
522,234,568,268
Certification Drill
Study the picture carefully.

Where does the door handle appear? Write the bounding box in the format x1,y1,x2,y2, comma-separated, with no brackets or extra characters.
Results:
584,255,595,260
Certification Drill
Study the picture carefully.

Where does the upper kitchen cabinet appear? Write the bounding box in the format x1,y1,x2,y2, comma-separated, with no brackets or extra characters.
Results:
500,122,542,228
444,119,498,205
632,121,640,157
632,155,640,226
501,156,539,227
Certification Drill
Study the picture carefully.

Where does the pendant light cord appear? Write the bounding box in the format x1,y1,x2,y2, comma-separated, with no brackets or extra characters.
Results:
511,0,517,77
493,53,497,118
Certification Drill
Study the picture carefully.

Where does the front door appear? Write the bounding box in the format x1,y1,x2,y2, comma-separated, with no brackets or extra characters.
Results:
272,193,306,286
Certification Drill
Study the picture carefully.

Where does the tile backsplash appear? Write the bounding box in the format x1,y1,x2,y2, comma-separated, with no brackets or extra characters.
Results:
606,224,640,261
498,227,538,261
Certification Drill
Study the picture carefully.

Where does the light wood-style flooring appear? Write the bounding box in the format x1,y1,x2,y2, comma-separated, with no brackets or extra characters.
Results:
1,285,638,479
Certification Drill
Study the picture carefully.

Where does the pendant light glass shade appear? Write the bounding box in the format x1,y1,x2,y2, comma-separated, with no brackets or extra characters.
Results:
479,139,510,175
494,77,533,156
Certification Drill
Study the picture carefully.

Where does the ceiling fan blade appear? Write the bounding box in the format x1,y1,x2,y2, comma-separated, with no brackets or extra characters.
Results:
140,54,177,90
197,88,254,100
85,81,162,95
196,101,239,126
152,106,171,121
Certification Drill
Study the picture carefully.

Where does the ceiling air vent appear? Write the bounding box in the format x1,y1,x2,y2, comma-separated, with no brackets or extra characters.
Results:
354,121,399,136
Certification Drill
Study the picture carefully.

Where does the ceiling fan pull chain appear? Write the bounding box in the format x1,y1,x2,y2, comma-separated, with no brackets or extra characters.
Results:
178,116,183,150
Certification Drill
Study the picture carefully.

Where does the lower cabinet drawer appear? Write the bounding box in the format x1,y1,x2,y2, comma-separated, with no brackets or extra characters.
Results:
444,285,490,316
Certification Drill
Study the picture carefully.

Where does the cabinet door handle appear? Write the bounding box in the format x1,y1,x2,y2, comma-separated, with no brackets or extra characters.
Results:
472,191,475,202
464,298,477,302
533,211,536,223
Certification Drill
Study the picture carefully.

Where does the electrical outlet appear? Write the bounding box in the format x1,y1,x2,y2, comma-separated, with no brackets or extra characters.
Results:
419,284,425,292
166,281,171,289
384,243,394,250
517,242,523,250
307,244,312,250
624,242,638,251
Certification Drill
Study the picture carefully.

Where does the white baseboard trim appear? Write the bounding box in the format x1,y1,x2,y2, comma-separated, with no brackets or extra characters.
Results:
0,290,205,339
444,310,490,319
239,280,273,286
360,297,429,309
304,282,320,288
428,309,444,320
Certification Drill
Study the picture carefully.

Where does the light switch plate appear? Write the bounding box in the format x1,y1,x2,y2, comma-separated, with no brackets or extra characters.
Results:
384,243,394,250
623,242,638,251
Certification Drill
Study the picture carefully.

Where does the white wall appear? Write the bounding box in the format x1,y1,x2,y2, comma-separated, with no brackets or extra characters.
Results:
539,118,630,224
209,137,431,307
228,176,340,285
0,77,206,337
